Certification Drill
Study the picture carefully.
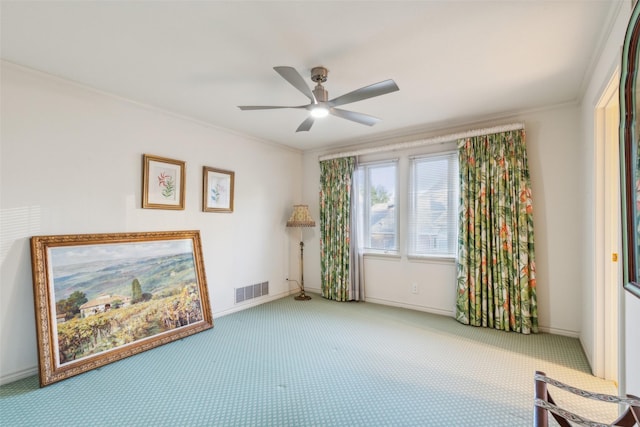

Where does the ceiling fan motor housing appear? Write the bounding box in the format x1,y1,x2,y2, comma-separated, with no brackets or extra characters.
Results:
313,85,328,102
310,66,328,83
311,66,329,102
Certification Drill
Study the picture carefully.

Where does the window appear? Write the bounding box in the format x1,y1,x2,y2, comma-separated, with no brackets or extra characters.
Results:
408,152,458,257
356,161,398,252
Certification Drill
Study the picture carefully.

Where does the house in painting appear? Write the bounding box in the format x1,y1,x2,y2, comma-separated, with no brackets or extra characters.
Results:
80,294,130,318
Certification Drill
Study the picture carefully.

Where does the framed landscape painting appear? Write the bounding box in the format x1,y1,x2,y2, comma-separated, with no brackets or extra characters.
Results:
30,230,213,386
142,154,185,210
203,166,234,213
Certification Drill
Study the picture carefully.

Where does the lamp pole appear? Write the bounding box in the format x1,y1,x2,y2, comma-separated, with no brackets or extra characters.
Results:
295,240,310,300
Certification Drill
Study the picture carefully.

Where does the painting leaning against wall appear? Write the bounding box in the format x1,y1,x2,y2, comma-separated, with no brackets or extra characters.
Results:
30,230,213,386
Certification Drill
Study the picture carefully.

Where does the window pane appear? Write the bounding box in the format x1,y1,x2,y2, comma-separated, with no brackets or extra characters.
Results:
357,162,398,251
368,163,397,250
409,153,458,256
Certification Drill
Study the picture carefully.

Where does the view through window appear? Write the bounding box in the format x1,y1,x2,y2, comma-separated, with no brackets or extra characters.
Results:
356,161,398,251
356,151,458,257
408,152,458,257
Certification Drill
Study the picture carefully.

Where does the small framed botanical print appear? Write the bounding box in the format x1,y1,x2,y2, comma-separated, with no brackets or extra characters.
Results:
142,154,185,210
203,166,234,213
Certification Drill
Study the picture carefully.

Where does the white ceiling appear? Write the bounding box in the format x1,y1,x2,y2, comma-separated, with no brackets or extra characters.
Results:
0,1,623,151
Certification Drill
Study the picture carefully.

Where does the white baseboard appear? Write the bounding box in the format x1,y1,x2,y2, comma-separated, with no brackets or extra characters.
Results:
213,289,295,318
579,335,596,376
312,289,580,339
0,366,38,386
304,286,321,294
536,325,579,338
362,296,455,317
305,288,455,317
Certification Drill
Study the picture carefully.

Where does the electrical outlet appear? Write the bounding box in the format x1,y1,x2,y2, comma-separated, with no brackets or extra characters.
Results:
411,283,418,294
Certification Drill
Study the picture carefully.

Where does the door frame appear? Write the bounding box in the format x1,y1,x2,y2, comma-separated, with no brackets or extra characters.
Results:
594,69,621,382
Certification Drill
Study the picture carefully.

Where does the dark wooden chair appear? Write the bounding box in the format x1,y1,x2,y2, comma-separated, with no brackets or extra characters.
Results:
534,371,640,426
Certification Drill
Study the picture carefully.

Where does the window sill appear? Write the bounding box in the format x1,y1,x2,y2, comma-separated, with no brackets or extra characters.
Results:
361,252,456,264
407,255,456,264
362,251,401,260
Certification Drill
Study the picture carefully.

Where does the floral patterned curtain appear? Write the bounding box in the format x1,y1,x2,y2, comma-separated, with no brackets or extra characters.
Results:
320,157,355,301
456,130,538,334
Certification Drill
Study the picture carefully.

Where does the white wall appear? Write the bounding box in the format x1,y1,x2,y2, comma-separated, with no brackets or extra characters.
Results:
302,104,584,336
0,62,303,384
625,293,640,393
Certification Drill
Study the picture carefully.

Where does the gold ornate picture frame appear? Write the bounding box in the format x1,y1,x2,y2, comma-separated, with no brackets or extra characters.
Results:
30,230,213,386
203,166,234,213
142,154,186,210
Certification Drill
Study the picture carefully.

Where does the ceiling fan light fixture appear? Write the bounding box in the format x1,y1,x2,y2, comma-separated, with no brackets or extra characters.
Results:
310,106,329,118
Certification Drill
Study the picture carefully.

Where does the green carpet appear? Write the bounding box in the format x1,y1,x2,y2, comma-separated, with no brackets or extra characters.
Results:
0,294,617,426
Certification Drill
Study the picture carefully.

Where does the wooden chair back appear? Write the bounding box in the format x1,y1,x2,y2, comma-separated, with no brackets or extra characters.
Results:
534,371,640,427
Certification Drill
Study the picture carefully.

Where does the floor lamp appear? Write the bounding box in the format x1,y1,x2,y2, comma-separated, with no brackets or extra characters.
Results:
286,204,315,301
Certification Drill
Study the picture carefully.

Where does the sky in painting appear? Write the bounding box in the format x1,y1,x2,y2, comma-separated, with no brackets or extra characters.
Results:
49,239,194,267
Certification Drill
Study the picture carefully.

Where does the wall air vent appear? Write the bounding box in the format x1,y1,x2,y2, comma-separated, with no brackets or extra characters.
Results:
235,281,269,304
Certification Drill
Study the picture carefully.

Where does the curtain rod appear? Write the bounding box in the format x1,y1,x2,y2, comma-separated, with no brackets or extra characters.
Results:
318,122,525,161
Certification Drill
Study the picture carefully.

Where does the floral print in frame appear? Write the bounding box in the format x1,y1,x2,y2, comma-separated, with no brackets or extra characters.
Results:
142,154,185,210
203,166,234,213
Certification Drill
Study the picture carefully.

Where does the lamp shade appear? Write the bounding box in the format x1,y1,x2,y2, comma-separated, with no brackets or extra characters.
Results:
286,205,316,227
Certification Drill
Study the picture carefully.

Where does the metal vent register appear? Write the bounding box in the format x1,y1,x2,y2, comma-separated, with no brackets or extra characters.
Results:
235,281,269,303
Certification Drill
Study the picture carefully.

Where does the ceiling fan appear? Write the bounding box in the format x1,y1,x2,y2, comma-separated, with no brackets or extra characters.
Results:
238,66,399,132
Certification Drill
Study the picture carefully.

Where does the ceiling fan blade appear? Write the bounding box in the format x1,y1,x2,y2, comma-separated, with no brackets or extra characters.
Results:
238,105,300,110
274,66,317,104
328,79,399,108
296,116,315,132
330,108,381,126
